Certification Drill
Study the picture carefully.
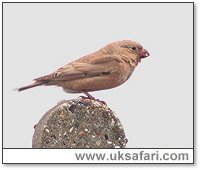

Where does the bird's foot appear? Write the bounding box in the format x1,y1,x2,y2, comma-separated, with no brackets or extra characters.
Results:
79,92,107,105
94,98,107,105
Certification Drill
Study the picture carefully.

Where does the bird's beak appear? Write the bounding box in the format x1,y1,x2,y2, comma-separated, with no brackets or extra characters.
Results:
140,48,150,59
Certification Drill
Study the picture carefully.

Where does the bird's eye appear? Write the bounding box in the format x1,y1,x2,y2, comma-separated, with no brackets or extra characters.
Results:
131,47,136,51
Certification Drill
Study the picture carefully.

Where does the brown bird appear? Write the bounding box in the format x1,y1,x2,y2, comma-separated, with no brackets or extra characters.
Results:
17,40,149,99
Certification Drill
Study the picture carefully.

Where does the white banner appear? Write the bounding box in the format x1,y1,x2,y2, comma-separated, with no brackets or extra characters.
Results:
3,148,193,164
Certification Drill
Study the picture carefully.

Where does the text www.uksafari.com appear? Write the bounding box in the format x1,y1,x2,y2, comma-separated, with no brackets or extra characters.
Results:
75,150,189,162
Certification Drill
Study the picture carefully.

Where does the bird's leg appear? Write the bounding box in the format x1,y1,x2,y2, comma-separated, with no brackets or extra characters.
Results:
83,92,96,100
79,92,95,100
80,92,107,105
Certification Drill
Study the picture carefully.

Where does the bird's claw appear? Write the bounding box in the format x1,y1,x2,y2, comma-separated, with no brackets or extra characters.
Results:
79,95,107,106
79,95,94,100
94,99,107,105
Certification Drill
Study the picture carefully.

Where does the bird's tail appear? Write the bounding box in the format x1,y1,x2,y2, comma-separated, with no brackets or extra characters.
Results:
16,81,46,92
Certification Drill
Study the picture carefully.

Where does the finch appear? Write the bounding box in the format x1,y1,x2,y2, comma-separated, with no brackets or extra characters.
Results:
17,40,149,99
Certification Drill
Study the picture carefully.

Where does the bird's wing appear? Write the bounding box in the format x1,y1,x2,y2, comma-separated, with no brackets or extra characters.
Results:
34,56,122,82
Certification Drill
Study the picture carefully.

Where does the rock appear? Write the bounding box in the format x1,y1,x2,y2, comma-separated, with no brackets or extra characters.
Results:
32,98,128,148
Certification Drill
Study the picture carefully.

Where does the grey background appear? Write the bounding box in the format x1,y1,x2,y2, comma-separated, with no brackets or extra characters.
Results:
3,3,193,148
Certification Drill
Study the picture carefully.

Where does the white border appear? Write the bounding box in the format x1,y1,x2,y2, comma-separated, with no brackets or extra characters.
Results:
3,149,193,164
1,1,196,167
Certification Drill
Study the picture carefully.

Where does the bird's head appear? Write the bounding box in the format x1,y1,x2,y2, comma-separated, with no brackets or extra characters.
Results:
116,40,150,62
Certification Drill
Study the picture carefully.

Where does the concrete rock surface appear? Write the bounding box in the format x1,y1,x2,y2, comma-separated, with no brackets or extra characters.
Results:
32,98,128,148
